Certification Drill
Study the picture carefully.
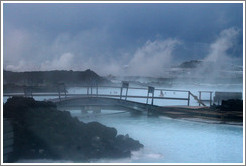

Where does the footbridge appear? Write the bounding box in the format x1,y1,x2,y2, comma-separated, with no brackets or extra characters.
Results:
50,96,163,114
3,83,243,123
3,82,211,109
3,82,214,115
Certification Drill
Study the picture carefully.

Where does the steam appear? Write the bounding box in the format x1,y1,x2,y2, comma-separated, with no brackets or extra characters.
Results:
5,60,39,71
40,52,75,71
193,27,240,81
125,39,180,77
3,26,241,80
204,27,239,63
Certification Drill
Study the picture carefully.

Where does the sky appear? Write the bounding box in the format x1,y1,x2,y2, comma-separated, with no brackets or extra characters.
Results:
3,2,244,76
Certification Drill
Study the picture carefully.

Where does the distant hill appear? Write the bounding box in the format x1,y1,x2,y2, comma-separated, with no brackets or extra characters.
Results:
3,69,111,87
178,60,202,68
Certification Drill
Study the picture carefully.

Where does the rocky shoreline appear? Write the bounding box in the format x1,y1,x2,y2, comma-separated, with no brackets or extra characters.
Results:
3,97,143,162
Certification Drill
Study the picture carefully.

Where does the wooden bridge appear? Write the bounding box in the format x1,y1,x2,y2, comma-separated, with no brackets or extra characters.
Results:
4,82,211,107
3,83,243,124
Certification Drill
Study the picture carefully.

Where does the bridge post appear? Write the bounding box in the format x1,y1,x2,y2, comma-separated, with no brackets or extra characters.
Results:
93,108,101,114
146,93,149,104
58,91,61,101
120,87,123,99
81,107,88,114
147,86,155,105
56,85,61,101
57,83,67,101
209,92,212,106
151,90,154,105
23,86,33,97
96,85,98,96
120,81,129,100
187,91,190,106
198,91,201,106
125,87,129,100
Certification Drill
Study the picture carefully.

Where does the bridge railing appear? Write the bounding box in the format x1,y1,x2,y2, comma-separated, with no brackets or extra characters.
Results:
3,84,210,106
67,85,191,104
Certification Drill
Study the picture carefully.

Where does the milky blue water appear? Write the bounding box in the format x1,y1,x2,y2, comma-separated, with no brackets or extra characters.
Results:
67,110,243,163
4,85,244,163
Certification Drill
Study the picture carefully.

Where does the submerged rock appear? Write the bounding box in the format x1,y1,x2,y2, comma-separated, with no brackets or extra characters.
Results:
3,97,143,162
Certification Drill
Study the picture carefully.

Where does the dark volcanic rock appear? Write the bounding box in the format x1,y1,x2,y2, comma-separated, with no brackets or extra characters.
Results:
221,99,243,112
3,97,143,162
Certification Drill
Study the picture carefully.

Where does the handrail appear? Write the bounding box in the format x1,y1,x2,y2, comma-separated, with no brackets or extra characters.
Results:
3,93,189,101
198,91,213,93
68,85,190,93
198,91,213,106
189,91,206,106
3,85,203,106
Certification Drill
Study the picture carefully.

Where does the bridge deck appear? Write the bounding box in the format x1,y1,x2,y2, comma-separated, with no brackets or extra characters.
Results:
157,106,243,124
3,85,242,124
51,96,242,125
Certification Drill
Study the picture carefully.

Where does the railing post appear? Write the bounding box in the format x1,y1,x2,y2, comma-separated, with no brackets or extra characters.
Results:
120,87,123,99
24,86,33,97
146,93,149,104
210,92,212,106
96,85,98,96
87,87,89,96
199,91,201,106
120,81,129,100
187,91,190,106
58,90,61,101
151,90,154,105
147,86,155,105
125,87,128,100
64,84,67,98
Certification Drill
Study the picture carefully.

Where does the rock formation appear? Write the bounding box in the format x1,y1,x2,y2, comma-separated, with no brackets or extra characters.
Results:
3,97,143,162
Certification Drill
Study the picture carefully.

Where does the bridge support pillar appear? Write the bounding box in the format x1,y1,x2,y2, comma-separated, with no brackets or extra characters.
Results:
93,107,101,114
146,86,155,105
81,109,88,114
81,107,88,114
24,86,33,97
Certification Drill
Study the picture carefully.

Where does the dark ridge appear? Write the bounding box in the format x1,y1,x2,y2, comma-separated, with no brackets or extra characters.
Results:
3,69,112,92
178,60,202,68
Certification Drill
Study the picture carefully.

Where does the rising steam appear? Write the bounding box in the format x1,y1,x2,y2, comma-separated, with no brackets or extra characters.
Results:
186,27,242,84
125,39,181,77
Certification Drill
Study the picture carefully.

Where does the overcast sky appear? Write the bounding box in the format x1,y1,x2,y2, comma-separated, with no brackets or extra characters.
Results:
3,2,243,76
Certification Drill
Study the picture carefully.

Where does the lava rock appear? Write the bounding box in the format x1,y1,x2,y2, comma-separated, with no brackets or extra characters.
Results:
3,97,143,162
221,99,243,112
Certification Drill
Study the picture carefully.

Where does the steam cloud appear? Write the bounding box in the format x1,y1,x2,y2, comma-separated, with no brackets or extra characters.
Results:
125,39,180,77
3,26,241,79
194,27,240,79
40,53,75,71
204,27,239,63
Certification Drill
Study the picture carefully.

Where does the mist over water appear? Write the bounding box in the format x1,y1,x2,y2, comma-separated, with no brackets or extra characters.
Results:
67,111,243,163
10,84,243,163
3,3,243,164
16,109,243,163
